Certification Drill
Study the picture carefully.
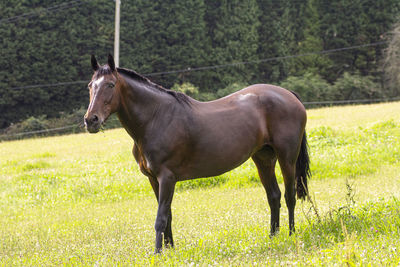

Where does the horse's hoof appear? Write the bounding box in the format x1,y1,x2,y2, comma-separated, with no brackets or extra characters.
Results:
164,243,174,249
269,227,280,238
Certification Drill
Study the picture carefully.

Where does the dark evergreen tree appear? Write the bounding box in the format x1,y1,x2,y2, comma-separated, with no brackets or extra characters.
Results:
256,0,286,83
204,0,261,89
291,0,333,78
257,0,308,82
120,0,210,90
316,0,400,82
0,0,114,128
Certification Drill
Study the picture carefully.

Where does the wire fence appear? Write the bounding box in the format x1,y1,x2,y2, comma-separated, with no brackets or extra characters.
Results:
1,97,399,141
302,97,400,105
0,125,80,140
1,125,80,138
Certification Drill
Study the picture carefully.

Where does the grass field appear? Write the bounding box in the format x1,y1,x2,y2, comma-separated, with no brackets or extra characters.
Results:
0,101,399,266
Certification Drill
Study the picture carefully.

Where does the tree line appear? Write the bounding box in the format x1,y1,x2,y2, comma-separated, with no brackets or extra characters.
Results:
1,0,399,129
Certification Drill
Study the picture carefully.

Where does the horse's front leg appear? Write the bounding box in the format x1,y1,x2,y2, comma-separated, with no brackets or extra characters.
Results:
164,208,174,248
148,176,174,248
154,171,176,253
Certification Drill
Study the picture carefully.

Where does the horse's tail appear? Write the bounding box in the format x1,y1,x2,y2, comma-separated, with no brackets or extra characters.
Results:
296,131,311,199
290,91,311,200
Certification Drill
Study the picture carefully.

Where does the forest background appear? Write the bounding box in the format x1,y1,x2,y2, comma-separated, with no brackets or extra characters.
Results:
1,0,399,132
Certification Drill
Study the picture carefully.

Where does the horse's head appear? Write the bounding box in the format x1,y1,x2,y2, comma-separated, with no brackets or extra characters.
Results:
85,54,121,133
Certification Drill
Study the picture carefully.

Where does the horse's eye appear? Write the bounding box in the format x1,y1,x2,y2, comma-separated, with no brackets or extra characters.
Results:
108,83,115,88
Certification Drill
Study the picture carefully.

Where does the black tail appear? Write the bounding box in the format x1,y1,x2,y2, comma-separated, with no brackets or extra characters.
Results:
290,91,311,200
296,132,311,199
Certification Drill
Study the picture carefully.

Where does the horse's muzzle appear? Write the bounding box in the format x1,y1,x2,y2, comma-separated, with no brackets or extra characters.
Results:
84,114,101,133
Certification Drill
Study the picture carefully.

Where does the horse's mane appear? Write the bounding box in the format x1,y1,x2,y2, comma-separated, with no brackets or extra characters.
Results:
116,67,191,105
93,65,191,104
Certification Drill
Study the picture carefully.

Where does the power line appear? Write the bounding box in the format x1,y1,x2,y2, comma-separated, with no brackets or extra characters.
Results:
145,41,388,76
9,81,88,91
0,0,87,24
7,41,387,91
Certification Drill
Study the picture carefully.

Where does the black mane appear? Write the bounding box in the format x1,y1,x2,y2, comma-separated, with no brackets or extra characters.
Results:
116,67,191,105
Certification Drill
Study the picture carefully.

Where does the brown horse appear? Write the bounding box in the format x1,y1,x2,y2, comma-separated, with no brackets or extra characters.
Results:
85,55,311,253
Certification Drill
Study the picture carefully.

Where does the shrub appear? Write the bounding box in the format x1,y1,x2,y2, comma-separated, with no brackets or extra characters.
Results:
197,92,217,101
171,82,200,98
3,115,49,136
280,72,333,102
332,72,384,100
215,82,248,98
171,82,249,101
0,109,86,140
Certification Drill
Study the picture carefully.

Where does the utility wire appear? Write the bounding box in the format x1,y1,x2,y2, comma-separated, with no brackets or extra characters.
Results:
0,125,80,138
1,98,399,139
7,41,387,91
145,41,387,76
0,0,354,26
9,81,89,91
0,0,87,24
0,117,121,138
303,97,400,105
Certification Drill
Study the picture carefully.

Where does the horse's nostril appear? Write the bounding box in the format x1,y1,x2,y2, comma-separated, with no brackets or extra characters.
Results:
85,115,99,126
92,115,99,123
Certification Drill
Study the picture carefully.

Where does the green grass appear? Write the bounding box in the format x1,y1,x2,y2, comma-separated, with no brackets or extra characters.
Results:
0,101,400,265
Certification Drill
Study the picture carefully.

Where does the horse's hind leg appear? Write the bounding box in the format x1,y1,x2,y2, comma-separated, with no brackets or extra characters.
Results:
277,151,297,235
252,147,281,236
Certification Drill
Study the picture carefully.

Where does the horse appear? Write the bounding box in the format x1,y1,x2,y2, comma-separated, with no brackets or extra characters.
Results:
84,54,311,253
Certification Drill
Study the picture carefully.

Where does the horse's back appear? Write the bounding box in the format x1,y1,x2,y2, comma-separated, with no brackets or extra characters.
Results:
235,84,305,112
198,84,303,110
172,84,306,179
194,84,306,128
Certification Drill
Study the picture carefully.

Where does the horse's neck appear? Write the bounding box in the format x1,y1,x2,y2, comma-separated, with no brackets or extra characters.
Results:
116,78,173,143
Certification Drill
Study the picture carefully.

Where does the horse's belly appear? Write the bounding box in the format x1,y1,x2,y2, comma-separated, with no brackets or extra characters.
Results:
190,156,251,179
177,135,261,180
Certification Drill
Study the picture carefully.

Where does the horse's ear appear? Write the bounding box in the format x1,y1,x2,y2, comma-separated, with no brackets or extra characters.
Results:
108,54,116,72
91,55,99,71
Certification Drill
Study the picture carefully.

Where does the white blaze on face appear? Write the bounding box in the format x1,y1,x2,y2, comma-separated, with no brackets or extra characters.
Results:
88,76,105,111
92,76,105,92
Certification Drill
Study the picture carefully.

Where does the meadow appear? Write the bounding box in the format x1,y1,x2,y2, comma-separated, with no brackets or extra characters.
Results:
0,101,399,266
